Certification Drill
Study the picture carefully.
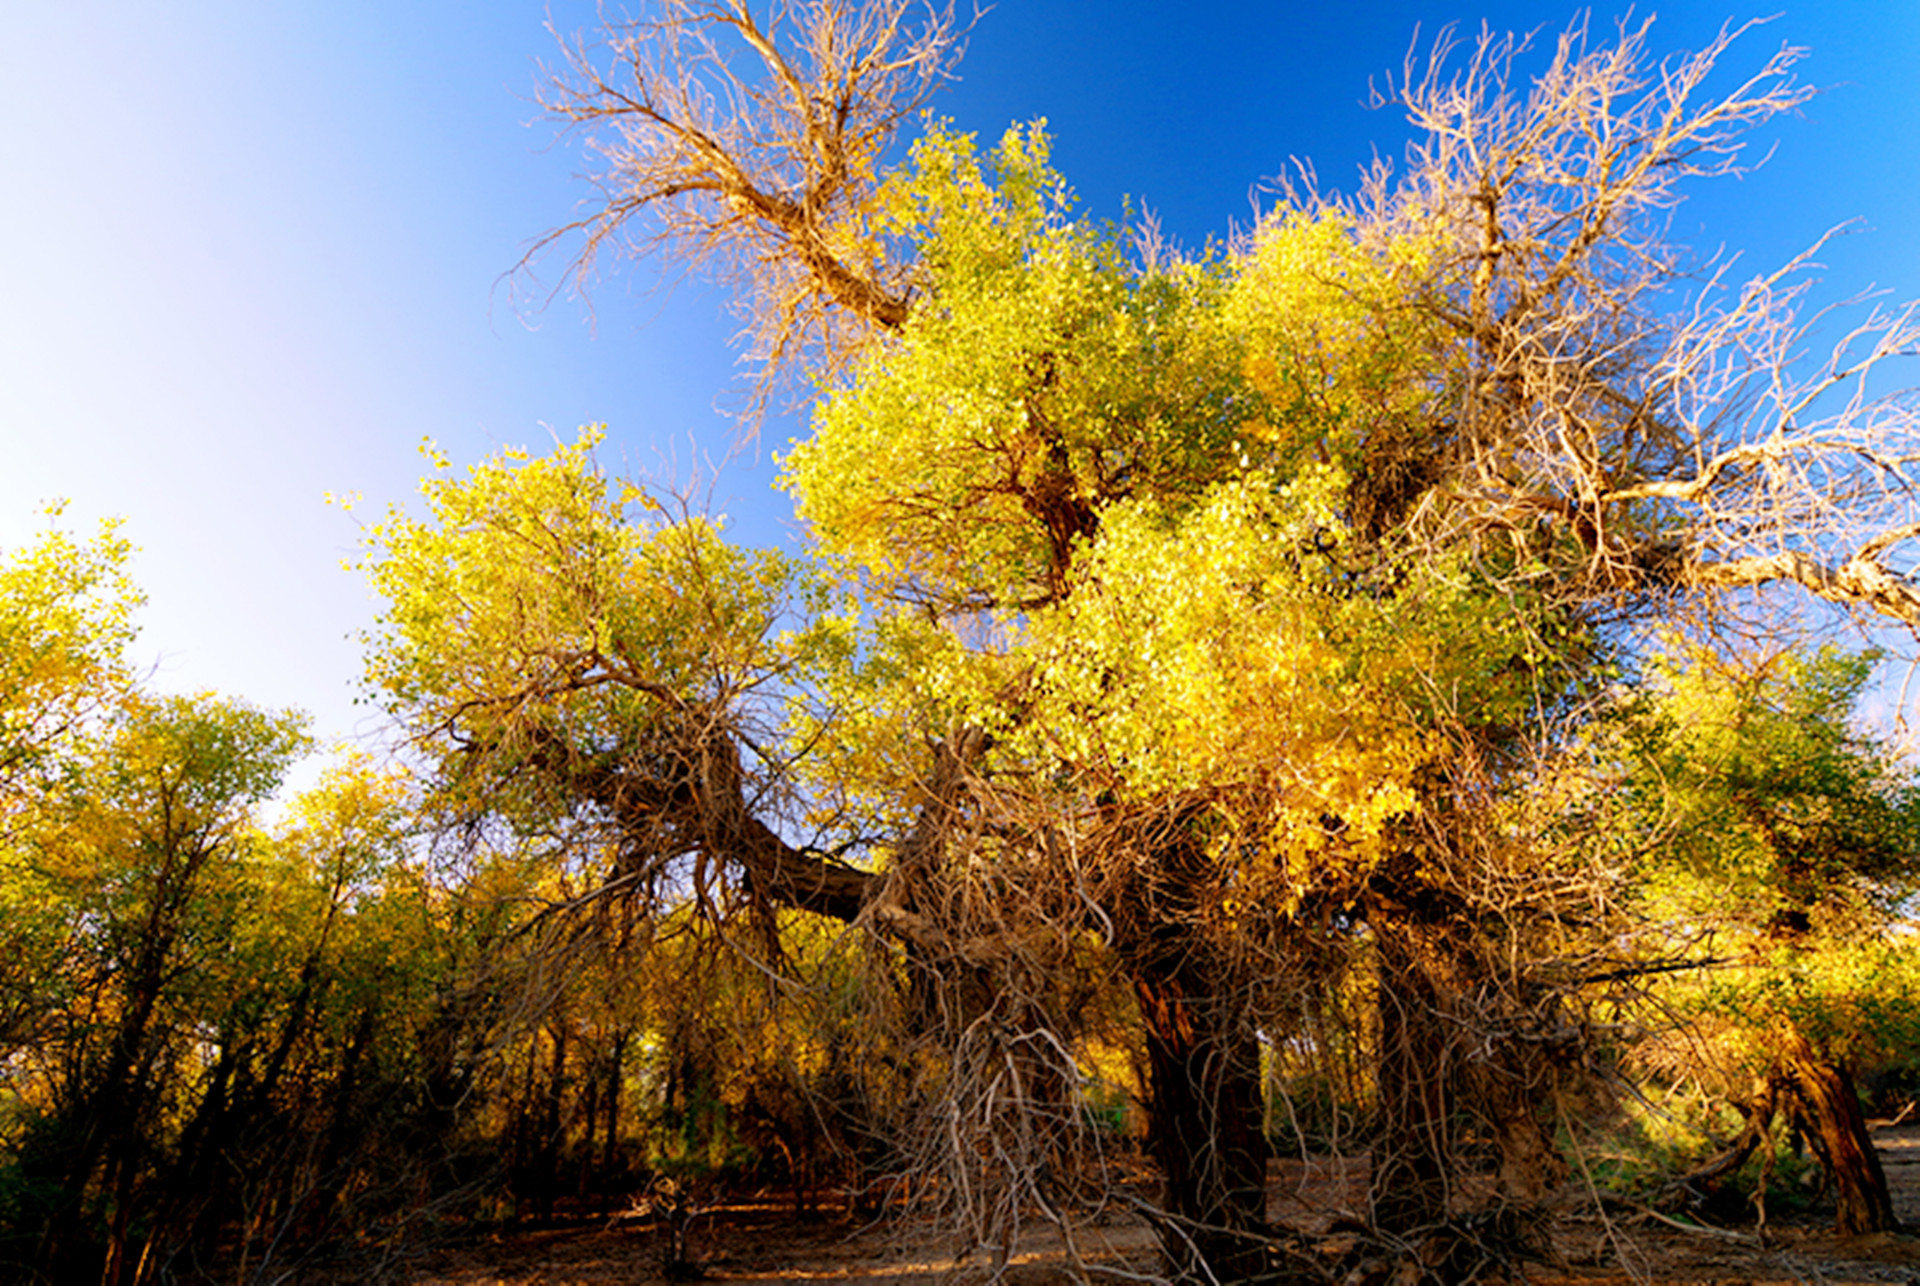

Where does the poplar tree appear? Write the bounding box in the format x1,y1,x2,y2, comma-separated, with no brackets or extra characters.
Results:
363,8,1920,1278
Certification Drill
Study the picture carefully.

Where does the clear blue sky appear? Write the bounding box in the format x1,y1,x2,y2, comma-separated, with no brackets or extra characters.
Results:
4,2,1918,752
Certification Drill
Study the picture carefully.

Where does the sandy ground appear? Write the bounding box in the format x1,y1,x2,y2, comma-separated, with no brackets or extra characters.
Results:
403,1124,1920,1286
1883,1121,1920,1226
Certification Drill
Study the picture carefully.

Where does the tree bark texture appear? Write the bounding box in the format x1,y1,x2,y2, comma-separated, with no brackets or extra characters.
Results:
1781,1039,1899,1236
1483,1067,1566,1204
1368,913,1457,1235
1113,831,1271,1282
1130,956,1271,1281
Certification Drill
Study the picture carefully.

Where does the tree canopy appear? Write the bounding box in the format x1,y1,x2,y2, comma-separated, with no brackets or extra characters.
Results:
9,9,1920,1285
357,10,1920,1276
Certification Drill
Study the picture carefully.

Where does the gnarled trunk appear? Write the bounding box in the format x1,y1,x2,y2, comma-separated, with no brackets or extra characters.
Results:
1130,951,1271,1281
1364,872,1571,1233
1368,913,1456,1234
1781,1038,1898,1236
1114,826,1271,1282
1483,1067,1565,1203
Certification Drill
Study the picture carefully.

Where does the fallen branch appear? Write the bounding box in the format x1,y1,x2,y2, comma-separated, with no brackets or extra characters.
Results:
1600,1193,1762,1246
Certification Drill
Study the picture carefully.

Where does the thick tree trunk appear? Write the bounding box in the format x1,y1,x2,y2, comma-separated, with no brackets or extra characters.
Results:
578,1057,601,1197
1781,1039,1899,1236
1131,957,1271,1281
1364,869,1569,1233
1467,996,1569,1204
1484,1069,1565,1203
1113,825,1271,1282
1368,915,1455,1234
533,1021,569,1220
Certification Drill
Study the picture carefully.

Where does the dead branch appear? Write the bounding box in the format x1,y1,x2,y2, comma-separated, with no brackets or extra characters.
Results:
1344,18,1920,638
524,0,962,415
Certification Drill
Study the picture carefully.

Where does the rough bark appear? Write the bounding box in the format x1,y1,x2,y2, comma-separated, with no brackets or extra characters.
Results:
1482,1058,1567,1204
1781,1040,1900,1236
603,1032,627,1179
1113,832,1271,1282
1367,912,1456,1235
1130,957,1271,1281
531,1021,569,1220
1362,852,1575,1232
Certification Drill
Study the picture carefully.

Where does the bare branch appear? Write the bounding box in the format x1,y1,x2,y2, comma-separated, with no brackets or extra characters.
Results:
1354,16,1920,635
521,0,964,421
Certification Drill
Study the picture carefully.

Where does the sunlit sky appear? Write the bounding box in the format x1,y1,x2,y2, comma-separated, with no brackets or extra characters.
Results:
4,2,1919,756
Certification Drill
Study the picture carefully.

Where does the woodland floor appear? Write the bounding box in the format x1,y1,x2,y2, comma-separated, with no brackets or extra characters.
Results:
400,1123,1920,1286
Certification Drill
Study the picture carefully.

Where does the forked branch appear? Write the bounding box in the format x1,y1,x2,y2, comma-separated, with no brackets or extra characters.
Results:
524,0,963,413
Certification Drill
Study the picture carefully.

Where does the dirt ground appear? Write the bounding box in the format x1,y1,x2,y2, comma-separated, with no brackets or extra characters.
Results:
405,1123,1920,1285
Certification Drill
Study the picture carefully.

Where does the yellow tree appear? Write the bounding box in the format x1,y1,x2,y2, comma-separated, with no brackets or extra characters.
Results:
8,693,309,1282
385,7,1920,1280
0,521,140,1056
0,519,138,812
1604,642,1920,1235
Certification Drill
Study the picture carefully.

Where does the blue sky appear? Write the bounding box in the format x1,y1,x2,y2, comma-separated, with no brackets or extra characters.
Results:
4,2,1918,752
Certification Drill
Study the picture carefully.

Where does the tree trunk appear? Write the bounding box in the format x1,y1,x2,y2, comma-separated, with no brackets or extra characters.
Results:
1105,821,1273,1281
1781,1038,1899,1235
1368,915,1455,1234
1469,1003,1568,1204
1484,1069,1565,1204
1132,956,1271,1281
578,1056,601,1197
535,1021,569,1220
603,1032,626,1179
